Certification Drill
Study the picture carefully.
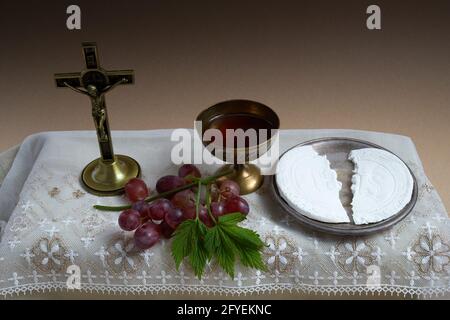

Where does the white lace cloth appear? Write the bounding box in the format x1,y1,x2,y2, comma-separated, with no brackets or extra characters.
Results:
0,130,449,298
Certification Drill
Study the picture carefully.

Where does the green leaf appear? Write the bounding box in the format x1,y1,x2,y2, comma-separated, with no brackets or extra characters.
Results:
170,181,267,280
225,225,266,249
234,241,267,271
217,212,246,225
204,213,267,279
171,219,195,269
172,219,208,275
189,221,209,278
205,227,236,278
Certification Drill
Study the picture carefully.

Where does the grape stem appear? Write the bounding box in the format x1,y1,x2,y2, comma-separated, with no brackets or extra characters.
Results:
205,184,217,224
195,181,201,220
93,169,233,212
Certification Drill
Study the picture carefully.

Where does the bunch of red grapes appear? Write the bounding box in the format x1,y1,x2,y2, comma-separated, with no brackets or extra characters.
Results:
118,164,250,250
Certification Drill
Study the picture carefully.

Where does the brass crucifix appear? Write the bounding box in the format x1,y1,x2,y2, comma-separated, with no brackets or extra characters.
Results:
55,42,141,196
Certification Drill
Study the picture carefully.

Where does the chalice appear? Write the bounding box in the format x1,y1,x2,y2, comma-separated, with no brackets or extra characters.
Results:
196,100,280,195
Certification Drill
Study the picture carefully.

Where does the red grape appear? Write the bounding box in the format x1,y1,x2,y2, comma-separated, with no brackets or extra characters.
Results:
165,207,185,229
171,189,196,209
118,209,141,231
148,199,174,221
156,175,185,194
181,205,197,220
211,201,226,218
224,196,250,215
199,207,215,227
160,221,174,239
132,200,150,219
125,178,149,203
181,204,211,221
178,164,201,180
220,180,240,198
134,222,161,249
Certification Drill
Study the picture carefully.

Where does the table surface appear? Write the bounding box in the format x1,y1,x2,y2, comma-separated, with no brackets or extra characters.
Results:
0,1,448,213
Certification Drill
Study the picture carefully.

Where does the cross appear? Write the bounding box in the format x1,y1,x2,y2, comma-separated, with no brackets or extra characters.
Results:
401,246,416,261
213,272,229,287
156,270,171,284
406,271,420,286
82,269,97,284
64,249,79,264
175,269,190,285
324,246,340,264
54,43,140,196
327,271,343,286
45,226,60,238
118,271,133,285
385,270,400,285
62,216,75,226
233,272,247,287
21,201,33,213
139,250,154,267
47,270,61,283
289,269,304,284
371,246,385,264
251,270,266,285
55,42,134,162
100,270,114,285
136,270,152,285
348,271,362,285
424,272,439,286
20,248,35,266
292,246,309,265
94,246,109,267
8,237,21,251
8,272,24,286
422,222,437,238
308,270,323,285
271,269,284,283
29,270,43,284
384,230,399,249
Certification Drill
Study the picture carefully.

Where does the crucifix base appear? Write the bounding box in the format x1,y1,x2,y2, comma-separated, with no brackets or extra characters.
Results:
81,155,141,196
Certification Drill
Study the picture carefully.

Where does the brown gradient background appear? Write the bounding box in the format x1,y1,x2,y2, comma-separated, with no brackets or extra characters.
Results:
0,0,449,211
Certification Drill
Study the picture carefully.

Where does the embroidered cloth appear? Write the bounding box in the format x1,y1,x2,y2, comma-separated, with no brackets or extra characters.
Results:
0,130,448,298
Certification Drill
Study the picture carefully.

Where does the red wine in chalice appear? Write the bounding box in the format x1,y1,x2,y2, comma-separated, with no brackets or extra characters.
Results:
208,114,275,149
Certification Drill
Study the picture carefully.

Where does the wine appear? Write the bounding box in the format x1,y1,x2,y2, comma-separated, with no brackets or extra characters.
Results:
208,114,275,148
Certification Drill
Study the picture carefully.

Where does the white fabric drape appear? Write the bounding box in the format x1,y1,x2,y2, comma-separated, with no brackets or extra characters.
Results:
0,130,448,298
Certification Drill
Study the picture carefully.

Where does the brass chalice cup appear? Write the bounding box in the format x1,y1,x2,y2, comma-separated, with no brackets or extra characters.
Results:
196,100,280,195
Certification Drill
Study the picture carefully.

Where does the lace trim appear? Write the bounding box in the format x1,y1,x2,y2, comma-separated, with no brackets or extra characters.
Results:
1,282,449,299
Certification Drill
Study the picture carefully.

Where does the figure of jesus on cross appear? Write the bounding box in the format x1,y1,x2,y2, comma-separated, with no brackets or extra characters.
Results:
63,78,127,144
54,42,140,196
55,42,134,160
